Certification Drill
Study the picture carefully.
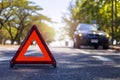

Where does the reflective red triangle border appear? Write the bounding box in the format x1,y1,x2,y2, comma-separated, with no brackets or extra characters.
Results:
10,25,57,68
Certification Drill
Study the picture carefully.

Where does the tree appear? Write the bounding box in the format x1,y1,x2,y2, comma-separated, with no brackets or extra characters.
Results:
9,0,43,44
37,22,55,43
0,0,12,29
0,0,55,44
63,0,120,43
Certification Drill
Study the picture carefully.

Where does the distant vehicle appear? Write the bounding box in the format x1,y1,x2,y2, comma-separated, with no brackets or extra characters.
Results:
73,23,109,49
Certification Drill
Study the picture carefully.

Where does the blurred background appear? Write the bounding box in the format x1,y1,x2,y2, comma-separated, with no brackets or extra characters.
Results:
0,0,119,46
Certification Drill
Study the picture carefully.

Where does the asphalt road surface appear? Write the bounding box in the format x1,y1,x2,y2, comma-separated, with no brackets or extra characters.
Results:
0,45,120,80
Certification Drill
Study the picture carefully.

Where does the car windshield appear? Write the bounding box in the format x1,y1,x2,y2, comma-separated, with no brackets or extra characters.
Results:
77,24,97,31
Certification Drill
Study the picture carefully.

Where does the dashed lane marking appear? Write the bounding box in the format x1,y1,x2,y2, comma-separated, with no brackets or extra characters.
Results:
92,56,113,61
79,50,113,62
0,56,12,61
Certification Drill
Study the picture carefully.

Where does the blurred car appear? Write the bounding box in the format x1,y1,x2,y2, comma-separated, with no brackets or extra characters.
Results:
73,23,109,49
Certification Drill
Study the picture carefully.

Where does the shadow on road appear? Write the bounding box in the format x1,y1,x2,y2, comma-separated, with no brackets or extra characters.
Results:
0,48,120,80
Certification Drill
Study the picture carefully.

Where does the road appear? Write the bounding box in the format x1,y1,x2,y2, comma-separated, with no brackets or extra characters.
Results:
0,45,120,80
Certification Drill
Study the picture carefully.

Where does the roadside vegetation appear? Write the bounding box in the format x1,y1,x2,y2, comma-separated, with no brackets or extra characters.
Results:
63,0,120,45
0,0,55,45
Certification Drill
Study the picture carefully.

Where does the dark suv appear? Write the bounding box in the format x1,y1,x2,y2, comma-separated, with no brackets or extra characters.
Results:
73,24,109,49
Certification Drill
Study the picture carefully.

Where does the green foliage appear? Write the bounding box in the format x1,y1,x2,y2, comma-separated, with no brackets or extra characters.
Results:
2,26,17,39
0,0,55,44
38,22,55,43
64,0,120,43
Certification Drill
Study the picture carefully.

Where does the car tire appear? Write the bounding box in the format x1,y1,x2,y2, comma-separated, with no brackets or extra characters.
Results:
103,45,109,50
94,45,99,49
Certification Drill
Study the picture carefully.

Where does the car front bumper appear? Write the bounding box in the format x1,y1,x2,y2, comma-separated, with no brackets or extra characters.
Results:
77,36,109,46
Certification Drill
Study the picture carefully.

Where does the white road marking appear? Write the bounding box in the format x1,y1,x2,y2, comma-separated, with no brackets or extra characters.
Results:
25,51,43,56
79,50,113,61
0,56,12,61
92,56,113,61
78,50,90,54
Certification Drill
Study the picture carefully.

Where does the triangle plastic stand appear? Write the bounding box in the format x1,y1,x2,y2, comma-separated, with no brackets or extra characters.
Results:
10,25,56,68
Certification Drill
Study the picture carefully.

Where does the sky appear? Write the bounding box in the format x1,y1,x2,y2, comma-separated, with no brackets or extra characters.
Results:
29,0,71,23
28,0,73,41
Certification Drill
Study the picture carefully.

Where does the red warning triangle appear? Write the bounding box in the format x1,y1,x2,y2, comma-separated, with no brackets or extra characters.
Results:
10,25,56,68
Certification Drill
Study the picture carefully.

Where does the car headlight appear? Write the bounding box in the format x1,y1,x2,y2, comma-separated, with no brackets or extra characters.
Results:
79,33,82,36
106,34,109,38
98,32,104,35
98,32,109,38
